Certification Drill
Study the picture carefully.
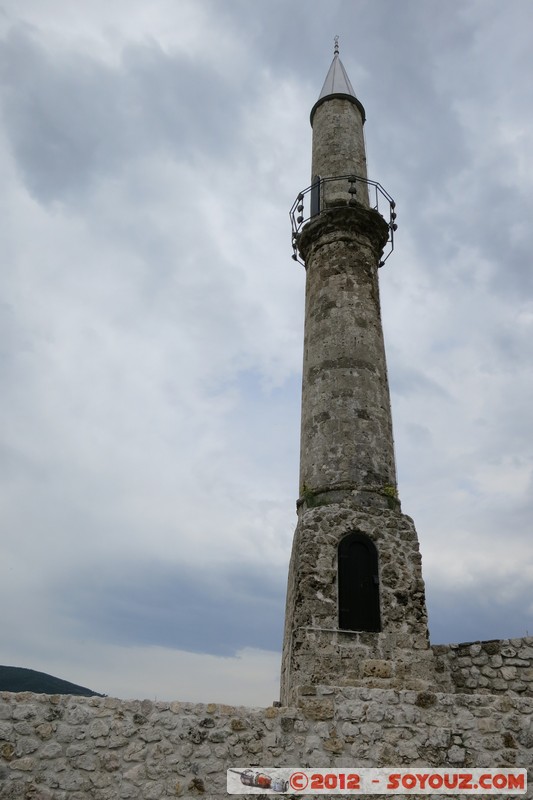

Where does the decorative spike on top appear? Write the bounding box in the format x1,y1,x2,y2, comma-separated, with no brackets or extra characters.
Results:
310,42,366,124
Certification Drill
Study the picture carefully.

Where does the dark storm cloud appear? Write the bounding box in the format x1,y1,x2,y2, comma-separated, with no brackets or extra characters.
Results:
0,26,242,204
363,3,533,301
427,576,533,645
54,561,285,656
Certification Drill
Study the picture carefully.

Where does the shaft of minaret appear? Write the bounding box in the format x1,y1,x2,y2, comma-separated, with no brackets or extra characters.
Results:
297,51,397,509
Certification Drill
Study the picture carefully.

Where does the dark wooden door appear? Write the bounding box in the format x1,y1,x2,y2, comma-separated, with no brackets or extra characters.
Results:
338,533,381,632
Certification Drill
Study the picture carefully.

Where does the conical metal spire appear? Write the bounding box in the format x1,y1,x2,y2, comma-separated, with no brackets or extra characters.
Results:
318,50,356,100
310,39,366,125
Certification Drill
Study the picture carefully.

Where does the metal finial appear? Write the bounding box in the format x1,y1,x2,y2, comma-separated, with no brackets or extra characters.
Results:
334,35,339,55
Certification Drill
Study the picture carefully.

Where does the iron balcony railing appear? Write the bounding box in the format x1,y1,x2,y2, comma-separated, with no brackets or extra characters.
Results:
290,174,397,267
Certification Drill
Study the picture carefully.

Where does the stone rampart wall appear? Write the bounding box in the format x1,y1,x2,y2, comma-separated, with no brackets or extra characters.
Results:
432,636,533,697
1,687,532,799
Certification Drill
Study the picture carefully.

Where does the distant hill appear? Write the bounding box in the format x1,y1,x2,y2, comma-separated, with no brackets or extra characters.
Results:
0,666,105,697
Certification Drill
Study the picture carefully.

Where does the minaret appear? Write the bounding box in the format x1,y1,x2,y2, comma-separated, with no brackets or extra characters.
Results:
281,43,434,706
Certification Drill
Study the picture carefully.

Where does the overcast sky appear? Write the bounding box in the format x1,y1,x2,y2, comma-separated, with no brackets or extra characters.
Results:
1,0,532,707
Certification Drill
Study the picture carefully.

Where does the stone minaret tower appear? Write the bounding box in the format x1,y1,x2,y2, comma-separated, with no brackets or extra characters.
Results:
281,43,435,706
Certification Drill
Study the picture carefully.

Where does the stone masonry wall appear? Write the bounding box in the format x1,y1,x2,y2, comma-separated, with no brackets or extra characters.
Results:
1,687,532,800
432,636,533,697
281,504,434,706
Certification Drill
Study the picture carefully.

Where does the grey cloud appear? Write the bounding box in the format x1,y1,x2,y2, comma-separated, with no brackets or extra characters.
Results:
404,423,432,446
424,172,533,300
53,561,285,656
202,0,341,73
427,575,533,645
0,28,242,204
389,362,449,399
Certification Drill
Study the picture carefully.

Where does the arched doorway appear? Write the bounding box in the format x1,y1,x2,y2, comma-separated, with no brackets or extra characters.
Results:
338,532,381,632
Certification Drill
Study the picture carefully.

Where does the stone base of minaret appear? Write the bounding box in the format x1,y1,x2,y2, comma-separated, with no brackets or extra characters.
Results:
280,498,437,706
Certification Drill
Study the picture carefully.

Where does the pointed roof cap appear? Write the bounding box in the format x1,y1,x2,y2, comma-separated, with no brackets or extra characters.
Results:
319,52,356,99
310,40,366,125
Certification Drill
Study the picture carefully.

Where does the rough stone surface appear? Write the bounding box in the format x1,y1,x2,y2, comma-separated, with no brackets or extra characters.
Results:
0,690,531,799
296,205,393,499
433,637,533,697
280,503,433,705
311,97,369,206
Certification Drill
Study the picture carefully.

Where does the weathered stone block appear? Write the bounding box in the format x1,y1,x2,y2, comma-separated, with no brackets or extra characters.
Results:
9,756,35,771
300,698,334,720
362,659,393,679
0,722,13,741
501,666,518,681
1,742,15,761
